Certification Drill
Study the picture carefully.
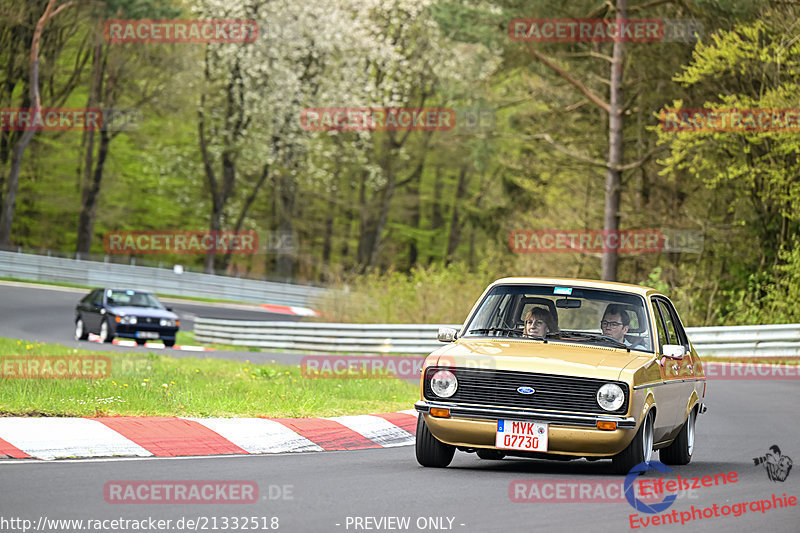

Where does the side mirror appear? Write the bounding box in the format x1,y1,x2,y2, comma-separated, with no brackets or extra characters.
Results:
438,327,458,342
165,306,173,311
662,344,685,359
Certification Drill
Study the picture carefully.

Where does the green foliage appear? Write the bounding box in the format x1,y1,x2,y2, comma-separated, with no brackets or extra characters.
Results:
104,0,182,18
723,240,800,324
656,5,800,324
316,260,503,324
640,267,670,297
3,0,800,327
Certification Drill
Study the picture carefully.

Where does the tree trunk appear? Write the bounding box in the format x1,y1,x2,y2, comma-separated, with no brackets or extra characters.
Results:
275,169,296,278
367,139,397,269
356,169,372,268
407,167,421,269
429,166,443,264
76,25,104,256
0,0,57,246
601,0,626,281
446,164,469,264
340,170,355,270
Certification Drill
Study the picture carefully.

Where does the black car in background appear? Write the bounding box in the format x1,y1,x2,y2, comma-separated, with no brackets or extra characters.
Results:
75,288,180,347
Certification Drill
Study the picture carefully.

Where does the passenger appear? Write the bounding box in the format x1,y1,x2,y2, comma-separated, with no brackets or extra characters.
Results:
601,304,631,345
524,308,557,338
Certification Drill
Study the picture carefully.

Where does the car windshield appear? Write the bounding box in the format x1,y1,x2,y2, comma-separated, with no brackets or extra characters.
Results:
105,289,163,309
464,284,653,352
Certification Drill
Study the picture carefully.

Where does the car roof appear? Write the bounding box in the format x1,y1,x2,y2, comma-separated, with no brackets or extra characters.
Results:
489,277,659,297
103,288,155,295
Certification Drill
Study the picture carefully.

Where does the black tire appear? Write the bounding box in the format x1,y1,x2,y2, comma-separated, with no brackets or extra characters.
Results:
476,449,505,460
135,339,147,345
611,410,654,474
74,317,88,340
415,416,455,468
164,340,175,348
660,407,696,465
98,319,114,343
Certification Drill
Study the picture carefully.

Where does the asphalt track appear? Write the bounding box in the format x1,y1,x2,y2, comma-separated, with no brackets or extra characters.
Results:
0,282,798,532
0,379,798,532
0,282,304,365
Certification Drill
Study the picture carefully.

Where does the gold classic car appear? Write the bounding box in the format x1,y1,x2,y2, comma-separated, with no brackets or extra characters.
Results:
415,277,707,473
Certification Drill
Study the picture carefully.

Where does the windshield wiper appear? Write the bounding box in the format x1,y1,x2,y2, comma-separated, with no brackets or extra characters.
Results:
468,327,523,337
548,331,630,351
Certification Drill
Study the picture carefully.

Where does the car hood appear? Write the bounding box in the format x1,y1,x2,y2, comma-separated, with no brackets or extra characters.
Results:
425,338,652,381
107,306,178,319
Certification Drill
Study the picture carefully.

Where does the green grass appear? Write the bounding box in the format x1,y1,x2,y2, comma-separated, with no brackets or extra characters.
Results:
0,338,418,418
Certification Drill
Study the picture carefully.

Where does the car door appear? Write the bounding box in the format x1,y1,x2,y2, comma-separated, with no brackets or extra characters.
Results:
83,289,105,332
653,297,694,433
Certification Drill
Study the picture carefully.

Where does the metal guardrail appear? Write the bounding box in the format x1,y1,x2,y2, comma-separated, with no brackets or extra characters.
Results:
684,324,800,357
194,320,456,354
0,250,326,308
194,319,800,357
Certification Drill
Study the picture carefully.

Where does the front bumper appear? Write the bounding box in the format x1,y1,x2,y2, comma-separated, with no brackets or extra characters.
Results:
415,400,638,456
113,324,178,342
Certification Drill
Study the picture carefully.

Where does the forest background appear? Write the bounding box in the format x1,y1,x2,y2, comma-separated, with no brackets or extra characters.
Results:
1,0,798,326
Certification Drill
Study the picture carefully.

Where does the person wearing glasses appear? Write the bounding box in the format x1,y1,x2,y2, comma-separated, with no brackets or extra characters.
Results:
600,304,631,345
524,308,557,338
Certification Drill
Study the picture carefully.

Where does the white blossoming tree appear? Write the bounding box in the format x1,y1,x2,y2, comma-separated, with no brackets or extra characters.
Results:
191,0,477,275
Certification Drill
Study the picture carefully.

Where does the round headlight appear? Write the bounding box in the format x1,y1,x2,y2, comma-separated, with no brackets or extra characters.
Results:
160,318,174,327
430,370,458,398
597,383,624,411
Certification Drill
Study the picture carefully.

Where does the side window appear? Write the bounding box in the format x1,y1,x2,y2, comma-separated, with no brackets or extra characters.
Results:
660,298,689,346
91,290,103,306
657,300,679,346
652,300,668,352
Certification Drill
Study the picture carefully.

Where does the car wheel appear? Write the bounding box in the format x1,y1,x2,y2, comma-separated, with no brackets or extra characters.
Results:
611,410,654,474
415,416,455,468
476,449,505,460
660,407,696,465
164,340,175,348
98,319,114,344
74,318,88,340
135,339,147,345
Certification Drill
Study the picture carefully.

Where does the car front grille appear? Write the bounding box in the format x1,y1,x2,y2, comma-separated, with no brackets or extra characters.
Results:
138,317,159,324
423,367,629,415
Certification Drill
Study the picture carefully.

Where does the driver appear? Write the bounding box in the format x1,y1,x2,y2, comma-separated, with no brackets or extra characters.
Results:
524,308,557,338
601,304,631,345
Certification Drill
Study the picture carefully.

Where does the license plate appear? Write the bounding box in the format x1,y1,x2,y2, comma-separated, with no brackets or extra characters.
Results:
136,331,160,339
496,419,548,452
